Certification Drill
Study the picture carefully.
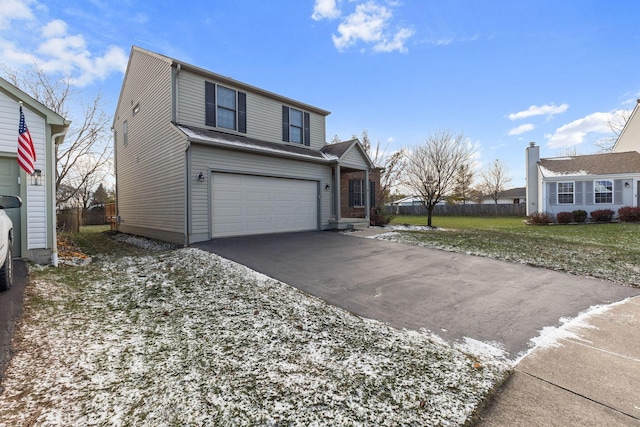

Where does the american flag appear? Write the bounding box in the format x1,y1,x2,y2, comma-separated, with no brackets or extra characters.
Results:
17,105,36,175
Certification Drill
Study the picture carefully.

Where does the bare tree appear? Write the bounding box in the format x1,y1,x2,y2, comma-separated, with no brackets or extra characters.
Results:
404,130,475,227
480,159,512,204
597,108,632,152
357,130,405,204
2,65,112,208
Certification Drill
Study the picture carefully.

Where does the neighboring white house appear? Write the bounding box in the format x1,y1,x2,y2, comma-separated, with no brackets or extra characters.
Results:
113,47,377,244
0,77,70,264
526,100,640,217
387,195,425,207
480,187,526,204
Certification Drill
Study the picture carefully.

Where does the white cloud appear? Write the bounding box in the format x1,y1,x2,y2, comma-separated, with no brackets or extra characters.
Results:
545,111,617,148
41,19,67,38
508,123,535,136
0,4,128,87
0,0,34,30
373,27,415,53
328,1,413,53
312,0,341,21
508,103,569,121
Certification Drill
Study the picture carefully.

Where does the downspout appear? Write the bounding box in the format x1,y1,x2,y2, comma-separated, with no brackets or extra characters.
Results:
50,129,68,267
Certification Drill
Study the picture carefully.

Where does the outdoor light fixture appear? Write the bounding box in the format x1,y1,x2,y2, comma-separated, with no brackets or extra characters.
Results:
197,172,205,182
625,182,631,188
325,183,331,190
31,169,42,186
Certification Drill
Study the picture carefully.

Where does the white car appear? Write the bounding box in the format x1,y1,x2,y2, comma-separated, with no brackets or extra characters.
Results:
0,195,22,292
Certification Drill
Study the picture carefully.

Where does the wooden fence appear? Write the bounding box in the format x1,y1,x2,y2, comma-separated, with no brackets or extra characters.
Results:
57,205,114,232
57,207,82,233
384,203,527,217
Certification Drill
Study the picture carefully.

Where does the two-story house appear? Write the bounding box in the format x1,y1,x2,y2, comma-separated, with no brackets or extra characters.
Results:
113,47,379,244
525,100,640,217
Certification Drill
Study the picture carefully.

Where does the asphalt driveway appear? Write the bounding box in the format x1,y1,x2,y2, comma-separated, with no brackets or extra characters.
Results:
194,231,640,359
0,259,28,388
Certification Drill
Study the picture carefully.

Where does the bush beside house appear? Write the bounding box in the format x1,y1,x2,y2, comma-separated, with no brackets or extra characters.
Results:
618,207,640,222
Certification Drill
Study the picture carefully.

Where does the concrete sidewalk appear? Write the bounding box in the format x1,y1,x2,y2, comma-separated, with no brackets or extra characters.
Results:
476,295,640,426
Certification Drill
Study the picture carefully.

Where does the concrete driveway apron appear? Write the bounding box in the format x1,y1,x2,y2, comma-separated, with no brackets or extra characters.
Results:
194,231,640,359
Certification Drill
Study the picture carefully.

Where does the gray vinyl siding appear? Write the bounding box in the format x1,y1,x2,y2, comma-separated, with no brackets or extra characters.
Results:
114,49,186,239
177,70,327,150
189,144,333,243
544,178,631,217
341,146,370,169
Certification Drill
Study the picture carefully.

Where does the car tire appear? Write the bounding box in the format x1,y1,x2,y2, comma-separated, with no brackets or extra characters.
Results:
0,237,13,292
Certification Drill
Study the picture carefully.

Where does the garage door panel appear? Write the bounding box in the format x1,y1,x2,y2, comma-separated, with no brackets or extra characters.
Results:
211,173,318,237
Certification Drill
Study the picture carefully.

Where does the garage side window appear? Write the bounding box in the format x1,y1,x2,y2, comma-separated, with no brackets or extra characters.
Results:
204,81,247,133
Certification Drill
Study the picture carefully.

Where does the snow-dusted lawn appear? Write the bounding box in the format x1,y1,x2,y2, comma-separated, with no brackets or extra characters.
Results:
0,238,508,426
371,225,640,286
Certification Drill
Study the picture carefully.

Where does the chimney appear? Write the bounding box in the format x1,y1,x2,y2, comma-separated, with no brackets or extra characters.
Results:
525,143,540,216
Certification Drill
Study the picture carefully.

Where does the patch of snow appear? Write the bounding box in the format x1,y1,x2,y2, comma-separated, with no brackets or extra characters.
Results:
514,299,630,364
539,166,590,177
110,233,178,251
0,247,509,426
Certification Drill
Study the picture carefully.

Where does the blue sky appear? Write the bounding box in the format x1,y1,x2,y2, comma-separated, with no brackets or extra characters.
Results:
2,0,640,187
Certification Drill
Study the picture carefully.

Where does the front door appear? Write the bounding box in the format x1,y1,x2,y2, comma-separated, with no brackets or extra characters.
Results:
0,157,21,257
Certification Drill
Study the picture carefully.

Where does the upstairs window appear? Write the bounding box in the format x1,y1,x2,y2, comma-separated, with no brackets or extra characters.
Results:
204,81,247,133
289,108,303,144
123,120,128,146
557,182,574,204
594,180,613,204
217,86,236,130
282,106,310,146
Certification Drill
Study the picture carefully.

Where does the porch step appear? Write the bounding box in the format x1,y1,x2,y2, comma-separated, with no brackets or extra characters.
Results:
329,219,370,230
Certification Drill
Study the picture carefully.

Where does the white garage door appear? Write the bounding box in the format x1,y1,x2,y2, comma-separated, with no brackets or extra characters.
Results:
211,173,318,237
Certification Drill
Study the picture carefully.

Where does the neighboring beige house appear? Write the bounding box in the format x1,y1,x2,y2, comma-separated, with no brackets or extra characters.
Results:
481,187,526,204
113,47,378,244
0,77,70,264
526,100,640,217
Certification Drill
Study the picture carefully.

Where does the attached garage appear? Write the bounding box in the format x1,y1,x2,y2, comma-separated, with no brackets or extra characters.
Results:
211,173,318,237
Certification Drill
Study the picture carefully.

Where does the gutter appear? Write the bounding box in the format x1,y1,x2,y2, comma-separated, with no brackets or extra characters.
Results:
50,129,68,267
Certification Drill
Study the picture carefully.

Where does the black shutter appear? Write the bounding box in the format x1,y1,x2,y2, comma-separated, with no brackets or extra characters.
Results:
282,106,289,142
370,181,376,207
303,112,310,146
205,81,216,127
349,179,354,208
238,91,247,133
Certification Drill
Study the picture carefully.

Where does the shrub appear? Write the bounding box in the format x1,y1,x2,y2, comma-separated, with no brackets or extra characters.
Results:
571,209,587,223
371,208,393,226
556,212,573,224
528,211,553,225
618,206,640,222
590,209,614,223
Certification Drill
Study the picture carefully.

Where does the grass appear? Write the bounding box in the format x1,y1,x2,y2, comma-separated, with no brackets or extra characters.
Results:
0,229,509,426
387,216,640,286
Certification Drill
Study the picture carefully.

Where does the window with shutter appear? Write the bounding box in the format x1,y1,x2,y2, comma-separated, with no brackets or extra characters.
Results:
282,106,310,145
557,182,574,204
204,82,246,133
594,180,613,204
349,179,364,207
